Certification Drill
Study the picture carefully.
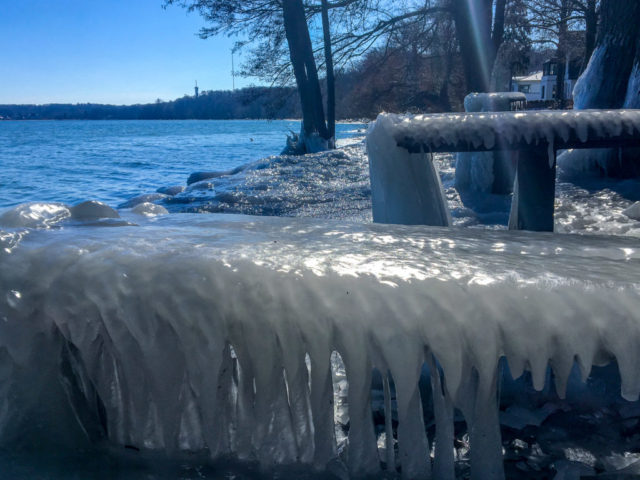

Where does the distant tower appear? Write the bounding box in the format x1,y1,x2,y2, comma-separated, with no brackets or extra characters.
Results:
195,80,199,99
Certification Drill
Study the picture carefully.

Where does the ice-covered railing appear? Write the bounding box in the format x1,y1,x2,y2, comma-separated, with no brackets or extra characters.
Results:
367,110,640,231
2,204,640,479
382,110,640,154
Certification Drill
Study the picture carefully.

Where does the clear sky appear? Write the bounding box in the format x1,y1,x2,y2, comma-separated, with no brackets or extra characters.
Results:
0,0,253,105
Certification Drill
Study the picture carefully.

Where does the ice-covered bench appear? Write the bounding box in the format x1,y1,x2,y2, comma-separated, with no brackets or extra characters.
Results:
2,205,640,479
367,110,640,231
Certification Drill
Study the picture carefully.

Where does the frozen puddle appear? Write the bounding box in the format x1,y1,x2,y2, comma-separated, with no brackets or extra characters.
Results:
2,206,640,478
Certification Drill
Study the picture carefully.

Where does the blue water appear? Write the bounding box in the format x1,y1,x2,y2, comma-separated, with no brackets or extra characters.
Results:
0,120,365,209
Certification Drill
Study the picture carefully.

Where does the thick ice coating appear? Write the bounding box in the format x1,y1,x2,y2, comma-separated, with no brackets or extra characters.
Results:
463,92,527,114
376,110,640,153
2,209,640,478
367,115,452,226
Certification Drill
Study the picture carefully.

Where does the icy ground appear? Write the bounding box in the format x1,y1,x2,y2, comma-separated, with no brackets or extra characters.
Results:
126,137,373,222
436,152,640,236
120,138,640,239
2,206,640,479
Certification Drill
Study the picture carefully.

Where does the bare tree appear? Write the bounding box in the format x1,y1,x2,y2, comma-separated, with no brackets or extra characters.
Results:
573,0,598,70
524,0,601,107
449,0,508,93
165,0,340,152
321,0,336,139
331,0,510,94
492,0,532,92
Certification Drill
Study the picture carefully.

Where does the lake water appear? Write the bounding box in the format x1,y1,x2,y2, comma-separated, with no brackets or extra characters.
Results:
0,120,365,209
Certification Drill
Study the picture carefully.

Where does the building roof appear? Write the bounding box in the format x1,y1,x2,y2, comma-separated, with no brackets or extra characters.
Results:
513,71,543,83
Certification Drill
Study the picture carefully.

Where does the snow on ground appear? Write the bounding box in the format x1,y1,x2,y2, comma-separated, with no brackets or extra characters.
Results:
143,141,373,223
435,151,640,237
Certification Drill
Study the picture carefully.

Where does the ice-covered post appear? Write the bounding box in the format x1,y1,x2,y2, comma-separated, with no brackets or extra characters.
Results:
508,147,557,232
455,93,525,194
366,114,452,227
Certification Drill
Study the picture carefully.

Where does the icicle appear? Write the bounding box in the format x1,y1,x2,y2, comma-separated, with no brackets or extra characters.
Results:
468,372,505,480
391,362,431,480
427,355,455,480
339,341,380,477
383,371,395,472
231,346,257,462
279,335,314,464
309,349,338,469
208,342,236,458
176,370,206,451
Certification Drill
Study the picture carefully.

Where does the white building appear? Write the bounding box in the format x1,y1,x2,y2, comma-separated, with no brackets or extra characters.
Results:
511,71,543,101
511,58,582,102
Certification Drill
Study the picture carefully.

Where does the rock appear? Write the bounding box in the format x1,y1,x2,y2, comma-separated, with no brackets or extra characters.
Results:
619,402,640,419
326,458,349,480
156,185,185,196
119,193,168,209
130,203,169,216
513,439,528,450
0,202,70,228
186,181,215,192
499,404,559,430
552,460,595,480
187,166,247,185
602,453,640,472
70,201,119,220
452,207,478,218
622,202,640,220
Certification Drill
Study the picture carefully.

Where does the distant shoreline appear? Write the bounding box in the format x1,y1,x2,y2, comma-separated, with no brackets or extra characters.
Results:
0,86,371,122
0,118,371,124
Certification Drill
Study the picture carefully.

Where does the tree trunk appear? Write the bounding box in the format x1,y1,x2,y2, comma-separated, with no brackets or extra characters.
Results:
452,0,506,94
555,0,568,109
574,0,640,110
572,0,640,178
410,38,421,105
282,0,330,150
321,0,336,142
492,0,507,54
582,0,597,73
439,50,454,112
617,26,640,177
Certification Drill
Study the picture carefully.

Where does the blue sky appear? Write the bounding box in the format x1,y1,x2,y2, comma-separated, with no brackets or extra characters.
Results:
0,0,253,105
